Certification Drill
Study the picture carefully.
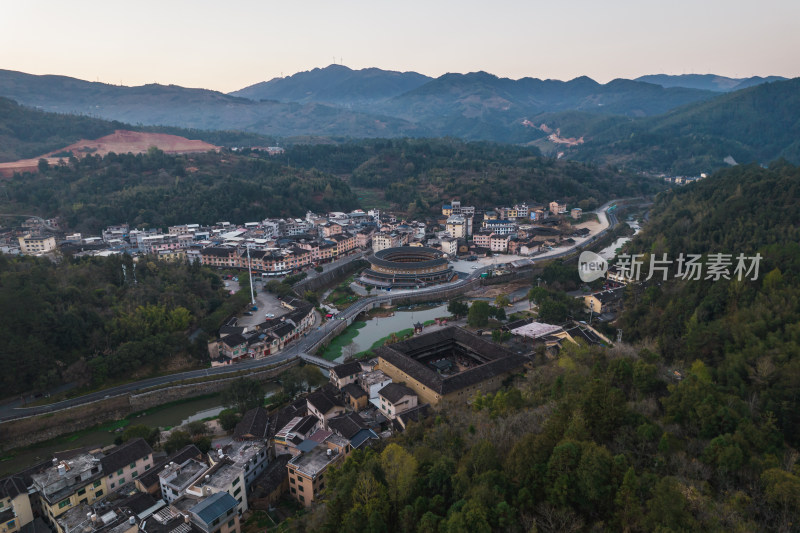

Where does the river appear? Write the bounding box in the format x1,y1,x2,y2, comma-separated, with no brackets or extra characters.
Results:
0,382,280,476
334,303,450,362
597,219,641,260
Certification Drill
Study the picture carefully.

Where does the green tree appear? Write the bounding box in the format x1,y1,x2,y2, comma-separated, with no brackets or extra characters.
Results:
467,301,491,327
448,300,469,318
194,436,212,454
494,294,510,308
614,467,642,533
218,409,240,432
222,378,264,413
164,430,192,454
644,477,696,531
187,420,207,436
381,444,418,508
121,424,160,447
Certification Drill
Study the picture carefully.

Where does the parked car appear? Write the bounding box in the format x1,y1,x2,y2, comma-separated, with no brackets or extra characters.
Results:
243,312,253,316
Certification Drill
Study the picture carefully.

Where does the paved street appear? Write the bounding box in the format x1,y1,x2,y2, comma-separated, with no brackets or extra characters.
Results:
0,200,625,422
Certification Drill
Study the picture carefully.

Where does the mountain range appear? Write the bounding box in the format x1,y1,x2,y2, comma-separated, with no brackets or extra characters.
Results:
634,73,787,92
0,65,795,172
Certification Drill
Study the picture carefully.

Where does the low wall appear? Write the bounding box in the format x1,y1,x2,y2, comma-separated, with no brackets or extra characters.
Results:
0,359,299,450
294,258,368,294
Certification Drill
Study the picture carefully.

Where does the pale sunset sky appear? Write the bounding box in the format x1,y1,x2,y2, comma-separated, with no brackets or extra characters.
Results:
2,0,798,93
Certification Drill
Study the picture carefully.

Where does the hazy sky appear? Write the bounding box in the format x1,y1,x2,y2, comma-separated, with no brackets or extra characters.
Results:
2,0,798,93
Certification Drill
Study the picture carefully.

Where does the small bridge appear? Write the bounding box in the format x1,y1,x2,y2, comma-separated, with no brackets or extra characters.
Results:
298,352,336,369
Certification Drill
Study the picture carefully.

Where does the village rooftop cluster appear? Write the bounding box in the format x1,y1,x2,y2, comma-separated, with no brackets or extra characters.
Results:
3,199,592,273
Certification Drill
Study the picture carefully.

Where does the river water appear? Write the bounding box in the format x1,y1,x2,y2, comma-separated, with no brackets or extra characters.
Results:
334,303,450,362
0,382,280,476
597,220,641,260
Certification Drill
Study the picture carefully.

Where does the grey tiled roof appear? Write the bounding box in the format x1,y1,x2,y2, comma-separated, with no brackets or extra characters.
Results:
100,438,153,475
233,407,269,440
378,383,416,404
375,327,527,395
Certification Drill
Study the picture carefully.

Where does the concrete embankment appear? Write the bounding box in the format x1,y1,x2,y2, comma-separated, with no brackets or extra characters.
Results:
0,360,298,450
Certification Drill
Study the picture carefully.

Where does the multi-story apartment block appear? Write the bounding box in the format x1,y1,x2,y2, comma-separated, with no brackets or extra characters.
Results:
186,459,247,515
159,459,209,504
372,233,402,252
549,200,567,215
473,231,492,248
440,237,458,256
490,234,510,253
17,234,56,255
0,476,33,533
100,438,154,493
482,219,516,235
446,215,467,239
185,492,241,533
30,454,107,527
287,437,349,507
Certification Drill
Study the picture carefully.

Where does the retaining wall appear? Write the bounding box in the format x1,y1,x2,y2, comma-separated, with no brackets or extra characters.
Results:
0,359,298,450
294,258,368,294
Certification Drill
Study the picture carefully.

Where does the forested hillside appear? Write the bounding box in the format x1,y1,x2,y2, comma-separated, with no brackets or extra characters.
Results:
285,139,662,214
620,161,800,445
290,163,800,532
0,254,244,395
552,78,800,173
0,97,278,162
1,149,357,233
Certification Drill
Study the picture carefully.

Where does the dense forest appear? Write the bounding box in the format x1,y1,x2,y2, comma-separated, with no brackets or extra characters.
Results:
288,163,800,532
2,138,660,233
0,97,278,162
285,139,663,214
550,78,800,174
0,254,245,395
1,149,357,233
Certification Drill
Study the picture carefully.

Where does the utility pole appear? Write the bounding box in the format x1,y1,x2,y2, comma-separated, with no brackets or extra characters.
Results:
247,245,255,305
617,329,623,343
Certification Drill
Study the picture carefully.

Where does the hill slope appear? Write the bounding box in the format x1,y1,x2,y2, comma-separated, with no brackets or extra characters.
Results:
287,162,800,532
0,70,421,138
0,96,282,164
1,68,719,145
544,78,800,173
231,64,432,105
635,73,787,92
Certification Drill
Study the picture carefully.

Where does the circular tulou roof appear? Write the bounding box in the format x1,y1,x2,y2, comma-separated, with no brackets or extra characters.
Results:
368,246,449,270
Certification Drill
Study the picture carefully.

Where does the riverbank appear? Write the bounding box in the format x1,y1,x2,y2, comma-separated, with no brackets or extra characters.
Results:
318,321,367,360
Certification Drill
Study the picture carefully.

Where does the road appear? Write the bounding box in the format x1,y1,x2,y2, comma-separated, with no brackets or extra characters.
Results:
0,200,625,421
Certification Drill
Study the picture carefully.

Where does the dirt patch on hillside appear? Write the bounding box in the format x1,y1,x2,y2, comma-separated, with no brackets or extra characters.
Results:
0,130,219,177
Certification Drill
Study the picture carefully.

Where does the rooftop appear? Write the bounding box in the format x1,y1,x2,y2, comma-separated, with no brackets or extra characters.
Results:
331,361,362,380
232,407,269,441
159,459,207,492
192,461,241,492
341,383,368,399
306,387,345,415
100,438,152,475
375,327,527,396
327,412,368,440
378,383,416,404
190,492,239,526
510,322,563,339
31,453,104,503
218,441,265,471
288,445,342,478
